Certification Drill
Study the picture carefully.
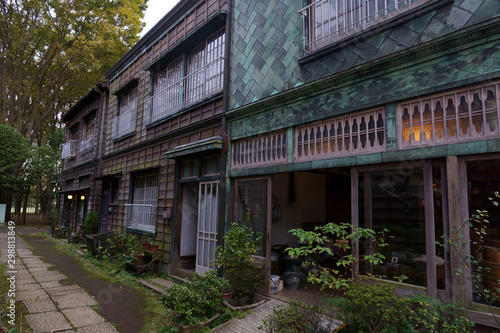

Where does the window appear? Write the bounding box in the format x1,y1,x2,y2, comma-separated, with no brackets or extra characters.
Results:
295,108,385,162
113,87,137,139
79,175,90,188
62,125,79,159
399,81,500,147
125,174,158,232
300,0,430,52
358,165,445,289
150,57,183,123
467,159,500,306
146,29,225,124
80,112,96,151
185,28,225,106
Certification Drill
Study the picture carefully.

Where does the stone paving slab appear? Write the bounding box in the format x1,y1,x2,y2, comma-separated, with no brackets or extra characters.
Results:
40,280,62,289
24,295,57,313
17,283,42,291
34,272,67,282
77,322,119,333
25,311,73,333
46,285,85,297
17,276,37,284
63,307,106,328
53,292,98,309
16,289,47,301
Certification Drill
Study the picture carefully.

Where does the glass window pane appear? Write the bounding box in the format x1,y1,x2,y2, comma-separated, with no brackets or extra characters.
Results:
236,180,267,256
467,159,500,305
359,168,427,287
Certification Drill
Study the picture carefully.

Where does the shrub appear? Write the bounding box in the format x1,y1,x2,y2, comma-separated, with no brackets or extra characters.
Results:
84,211,99,234
328,282,412,333
161,270,229,327
226,263,266,306
407,295,475,333
259,300,333,333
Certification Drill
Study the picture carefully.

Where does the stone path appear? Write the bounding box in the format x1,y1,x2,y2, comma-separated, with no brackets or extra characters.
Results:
0,232,119,333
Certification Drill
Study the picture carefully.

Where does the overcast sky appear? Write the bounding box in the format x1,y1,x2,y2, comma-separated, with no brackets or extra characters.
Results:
140,0,181,37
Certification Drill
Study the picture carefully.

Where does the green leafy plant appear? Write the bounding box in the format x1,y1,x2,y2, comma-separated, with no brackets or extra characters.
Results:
287,222,390,290
84,211,100,234
102,228,141,266
328,282,412,333
406,295,474,333
259,300,334,333
161,270,229,327
214,222,265,305
214,222,262,272
438,191,500,328
226,263,266,306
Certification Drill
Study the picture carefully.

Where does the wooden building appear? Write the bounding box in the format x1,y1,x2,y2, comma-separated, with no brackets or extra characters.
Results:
225,0,500,328
60,82,109,232
101,0,229,277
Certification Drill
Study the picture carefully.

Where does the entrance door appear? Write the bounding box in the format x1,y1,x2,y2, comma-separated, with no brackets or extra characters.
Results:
195,181,219,274
233,177,272,294
101,190,110,234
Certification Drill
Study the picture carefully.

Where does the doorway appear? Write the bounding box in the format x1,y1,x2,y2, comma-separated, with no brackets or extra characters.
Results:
176,180,220,276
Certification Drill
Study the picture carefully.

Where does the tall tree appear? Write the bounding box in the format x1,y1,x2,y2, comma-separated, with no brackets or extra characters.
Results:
0,0,149,142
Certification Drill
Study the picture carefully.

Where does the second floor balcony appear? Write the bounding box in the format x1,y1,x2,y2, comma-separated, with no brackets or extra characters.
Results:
146,56,224,125
112,104,137,140
62,140,79,159
79,135,94,152
300,0,431,53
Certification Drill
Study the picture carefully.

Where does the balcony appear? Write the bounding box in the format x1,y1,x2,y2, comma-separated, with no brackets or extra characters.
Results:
62,140,79,159
300,0,430,53
112,106,136,140
125,204,157,232
79,135,94,152
146,56,224,124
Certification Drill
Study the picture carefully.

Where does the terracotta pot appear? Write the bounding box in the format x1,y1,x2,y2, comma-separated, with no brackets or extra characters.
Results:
150,245,159,253
142,243,150,251
133,253,145,265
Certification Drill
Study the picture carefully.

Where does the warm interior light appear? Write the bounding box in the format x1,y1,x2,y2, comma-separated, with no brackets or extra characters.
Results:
67,194,73,200
81,195,85,201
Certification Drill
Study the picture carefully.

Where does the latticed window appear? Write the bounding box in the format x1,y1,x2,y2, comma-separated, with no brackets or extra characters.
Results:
300,0,430,52
145,29,225,124
231,131,287,170
185,28,225,106
399,82,500,147
149,57,183,123
295,109,386,162
125,174,158,232
113,87,137,139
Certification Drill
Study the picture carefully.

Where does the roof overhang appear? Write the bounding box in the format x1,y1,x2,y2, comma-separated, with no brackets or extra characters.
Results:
165,135,223,159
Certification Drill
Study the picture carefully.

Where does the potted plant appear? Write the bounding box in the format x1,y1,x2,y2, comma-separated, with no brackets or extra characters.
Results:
161,270,229,332
142,236,151,251
150,240,159,253
84,211,99,235
214,222,266,307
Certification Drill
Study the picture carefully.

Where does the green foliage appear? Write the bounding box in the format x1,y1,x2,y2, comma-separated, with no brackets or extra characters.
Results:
287,222,389,289
0,124,31,190
328,282,412,333
84,211,100,234
0,0,148,142
406,295,475,333
226,263,266,306
214,222,262,271
211,308,247,327
259,300,334,333
161,270,229,327
102,228,141,265
214,222,265,305
438,191,500,327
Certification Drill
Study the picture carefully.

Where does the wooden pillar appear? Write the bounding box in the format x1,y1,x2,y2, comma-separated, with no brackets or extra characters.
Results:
446,156,466,304
424,160,437,297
